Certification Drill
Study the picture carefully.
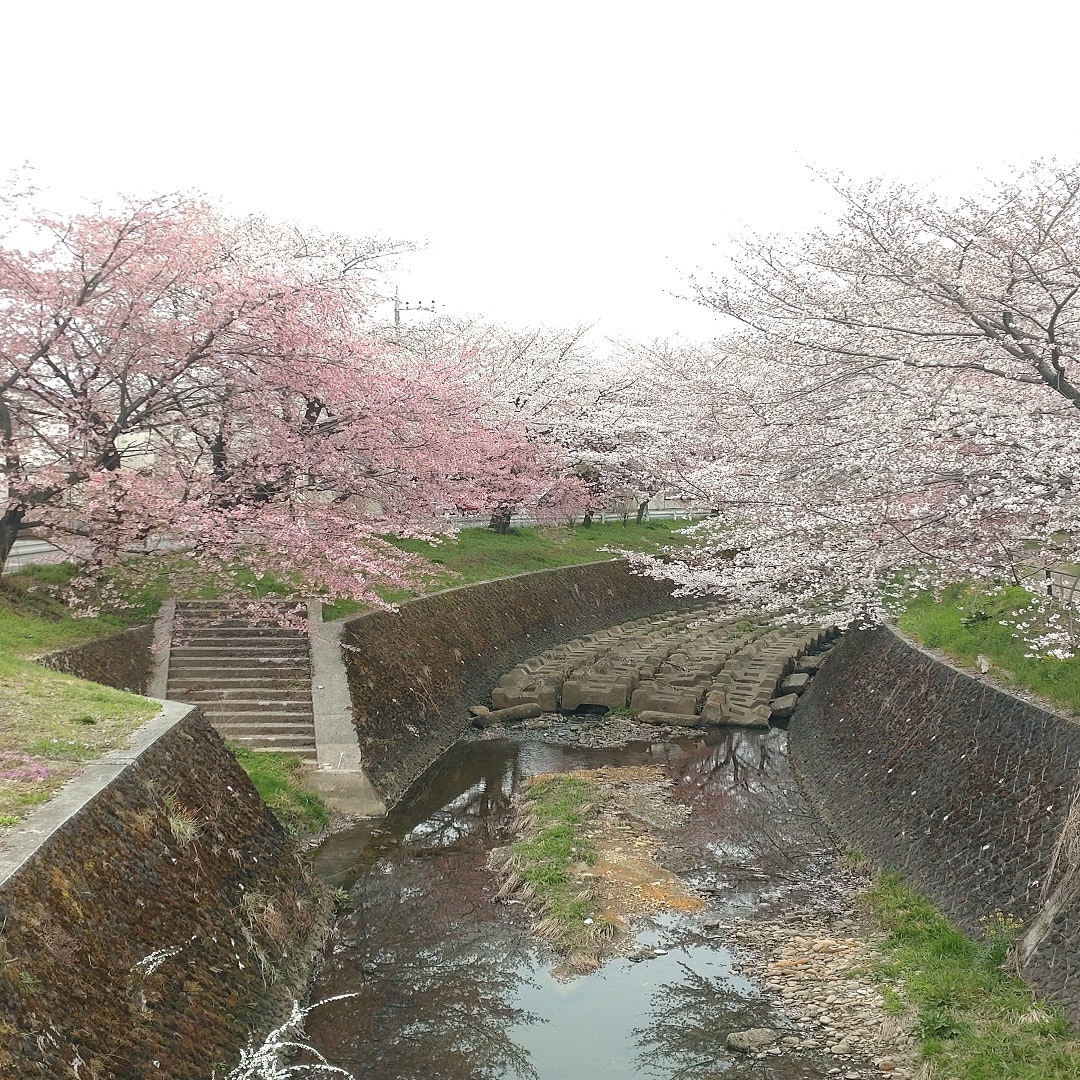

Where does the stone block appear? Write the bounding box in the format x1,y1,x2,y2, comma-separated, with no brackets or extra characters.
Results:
726,703,771,729
535,685,560,711
780,672,810,694
636,709,707,727
699,690,727,724
560,680,585,710
491,686,520,710
770,692,800,720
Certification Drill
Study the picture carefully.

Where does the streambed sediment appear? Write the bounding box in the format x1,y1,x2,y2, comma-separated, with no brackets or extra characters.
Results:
307,715,922,1079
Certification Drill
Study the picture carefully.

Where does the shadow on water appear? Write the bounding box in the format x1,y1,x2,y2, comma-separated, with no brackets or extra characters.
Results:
305,727,839,1080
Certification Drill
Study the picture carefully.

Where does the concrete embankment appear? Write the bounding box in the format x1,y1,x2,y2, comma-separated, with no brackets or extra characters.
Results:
339,560,702,804
0,702,326,1079
791,624,1080,1026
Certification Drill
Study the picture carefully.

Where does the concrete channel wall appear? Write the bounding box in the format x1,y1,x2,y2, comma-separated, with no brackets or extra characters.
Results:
340,560,701,804
791,624,1080,1025
0,701,327,1079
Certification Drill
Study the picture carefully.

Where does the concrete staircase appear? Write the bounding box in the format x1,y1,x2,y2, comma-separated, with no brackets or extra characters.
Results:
165,601,317,764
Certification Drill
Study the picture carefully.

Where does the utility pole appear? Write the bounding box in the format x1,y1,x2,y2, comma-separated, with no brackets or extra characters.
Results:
393,289,437,327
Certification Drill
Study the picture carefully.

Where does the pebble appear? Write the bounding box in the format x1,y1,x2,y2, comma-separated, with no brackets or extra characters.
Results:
729,873,919,1076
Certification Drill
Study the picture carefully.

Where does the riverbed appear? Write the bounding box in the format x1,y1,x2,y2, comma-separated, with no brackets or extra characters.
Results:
305,719,917,1079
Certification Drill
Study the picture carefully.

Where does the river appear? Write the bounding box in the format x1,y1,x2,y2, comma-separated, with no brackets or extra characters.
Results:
304,723,859,1079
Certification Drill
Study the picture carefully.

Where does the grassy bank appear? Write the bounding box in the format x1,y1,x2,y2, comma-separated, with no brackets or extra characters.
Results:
897,583,1080,715
866,874,1080,1078
228,745,330,837
324,518,697,618
1,518,697,829
0,568,159,826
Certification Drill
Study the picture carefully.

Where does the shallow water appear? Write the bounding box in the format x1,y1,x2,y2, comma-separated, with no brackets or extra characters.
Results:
306,728,839,1079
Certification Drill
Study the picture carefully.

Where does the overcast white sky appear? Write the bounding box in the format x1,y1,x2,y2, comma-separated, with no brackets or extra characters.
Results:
5,1,1080,348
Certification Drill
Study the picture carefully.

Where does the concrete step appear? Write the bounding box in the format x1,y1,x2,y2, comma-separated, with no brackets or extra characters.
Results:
196,703,314,718
168,674,311,687
214,730,316,749
176,687,311,702
171,629,308,642
185,703,313,717
167,661,311,675
212,720,316,737
174,600,306,611
170,644,309,658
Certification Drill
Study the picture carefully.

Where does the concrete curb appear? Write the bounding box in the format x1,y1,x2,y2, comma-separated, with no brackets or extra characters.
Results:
148,598,175,699
306,602,386,817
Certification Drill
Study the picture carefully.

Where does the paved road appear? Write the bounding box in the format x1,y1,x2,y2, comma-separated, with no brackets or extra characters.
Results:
4,539,66,572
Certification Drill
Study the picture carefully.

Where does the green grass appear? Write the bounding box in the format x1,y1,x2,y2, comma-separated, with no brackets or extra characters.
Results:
512,774,603,947
0,569,162,826
323,518,696,619
866,874,1080,1078
227,745,330,837
896,583,1080,714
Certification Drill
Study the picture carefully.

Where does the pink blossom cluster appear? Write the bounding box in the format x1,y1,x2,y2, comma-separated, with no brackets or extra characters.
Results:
0,180,593,604
0,752,50,782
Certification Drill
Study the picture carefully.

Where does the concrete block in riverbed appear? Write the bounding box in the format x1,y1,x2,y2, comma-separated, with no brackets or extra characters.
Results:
561,677,633,710
472,703,544,727
780,672,810,694
699,689,726,724
491,685,521,709
630,684,702,715
636,709,707,727
726,703,772,728
770,693,800,720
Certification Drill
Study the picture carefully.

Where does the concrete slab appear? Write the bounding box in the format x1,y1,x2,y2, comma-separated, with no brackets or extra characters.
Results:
307,604,386,817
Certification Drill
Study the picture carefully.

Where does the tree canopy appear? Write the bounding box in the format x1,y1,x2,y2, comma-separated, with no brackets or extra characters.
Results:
0,183,588,602
629,162,1080,653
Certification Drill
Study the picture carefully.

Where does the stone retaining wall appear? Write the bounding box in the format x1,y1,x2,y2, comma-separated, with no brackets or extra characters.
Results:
790,625,1080,1024
0,704,326,1080
39,622,155,694
341,560,695,804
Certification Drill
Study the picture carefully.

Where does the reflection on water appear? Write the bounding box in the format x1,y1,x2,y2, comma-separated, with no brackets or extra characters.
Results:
306,730,836,1080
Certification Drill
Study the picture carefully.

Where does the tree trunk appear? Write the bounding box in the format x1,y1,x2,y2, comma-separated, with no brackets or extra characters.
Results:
582,510,594,528
636,499,650,525
488,506,513,534
0,506,26,576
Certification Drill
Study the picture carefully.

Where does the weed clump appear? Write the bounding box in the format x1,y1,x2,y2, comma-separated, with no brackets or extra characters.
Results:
494,774,614,959
867,874,1080,1078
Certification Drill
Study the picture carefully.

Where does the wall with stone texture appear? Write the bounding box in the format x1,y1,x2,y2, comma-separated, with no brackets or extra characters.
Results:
342,560,696,804
39,622,155,695
790,625,1080,1025
0,704,326,1080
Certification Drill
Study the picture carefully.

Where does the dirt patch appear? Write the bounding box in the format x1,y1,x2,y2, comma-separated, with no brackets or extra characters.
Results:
493,763,706,975
577,765,705,923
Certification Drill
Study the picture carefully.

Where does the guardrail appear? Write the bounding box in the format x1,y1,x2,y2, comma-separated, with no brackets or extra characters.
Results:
1041,568,1080,609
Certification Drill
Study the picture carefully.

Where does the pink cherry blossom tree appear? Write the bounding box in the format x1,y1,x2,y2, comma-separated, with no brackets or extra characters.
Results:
387,317,612,530
0,182,582,604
